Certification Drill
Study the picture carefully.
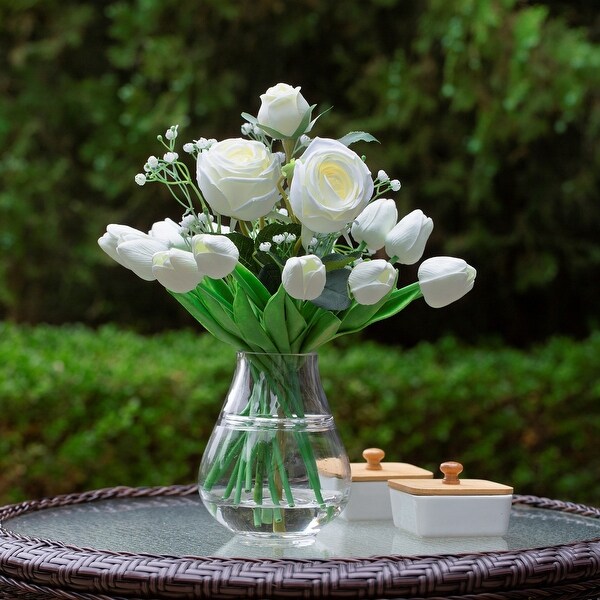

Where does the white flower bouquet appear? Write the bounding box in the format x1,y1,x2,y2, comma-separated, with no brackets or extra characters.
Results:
99,83,476,537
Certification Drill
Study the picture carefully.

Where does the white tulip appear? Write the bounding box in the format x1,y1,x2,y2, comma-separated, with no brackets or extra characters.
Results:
98,224,146,267
281,255,326,301
351,199,398,251
257,83,311,138
116,237,170,281
385,209,433,265
196,138,281,221
152,249,203,293
289,138,374,234
418,257,476,308
192,234,239,278
348,260,397,305
149,218,186,248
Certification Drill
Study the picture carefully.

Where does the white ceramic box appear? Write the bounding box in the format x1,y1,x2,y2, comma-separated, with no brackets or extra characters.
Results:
388,461,513,537
340,448,433,521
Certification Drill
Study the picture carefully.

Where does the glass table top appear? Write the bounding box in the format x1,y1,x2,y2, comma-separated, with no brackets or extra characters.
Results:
4,495,600,559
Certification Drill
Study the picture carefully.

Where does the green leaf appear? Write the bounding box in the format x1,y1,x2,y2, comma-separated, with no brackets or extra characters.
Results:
322,251,362,271
169,290,247,350
301,310,341,353
233,284,277,352
285,295,308,352
338,131,379,147
226,232,255,271
262,287,290,353
231,263,271,311
258,264,282,295
367,283,423,325
310,268,351,311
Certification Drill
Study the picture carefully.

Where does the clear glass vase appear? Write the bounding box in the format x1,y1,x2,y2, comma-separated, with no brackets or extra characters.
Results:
198,351,351,544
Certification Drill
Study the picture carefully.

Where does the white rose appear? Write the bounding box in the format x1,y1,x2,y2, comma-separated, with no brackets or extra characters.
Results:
385,209,433,265
192,234,239,279
418,257,476,308
257,83,311,138
289,138,374,234
281,254,326,301
196,138,281,221
348,259,397,305
152,249,203,293
351,199,398,252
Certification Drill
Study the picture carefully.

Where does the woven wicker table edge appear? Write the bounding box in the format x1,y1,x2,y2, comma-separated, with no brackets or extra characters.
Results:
1,485,600,600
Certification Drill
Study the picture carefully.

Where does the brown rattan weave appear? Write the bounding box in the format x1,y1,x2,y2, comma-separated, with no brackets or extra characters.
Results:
1,485,600,600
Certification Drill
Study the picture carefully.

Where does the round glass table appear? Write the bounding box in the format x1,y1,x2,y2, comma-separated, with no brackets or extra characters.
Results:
1,484,600,599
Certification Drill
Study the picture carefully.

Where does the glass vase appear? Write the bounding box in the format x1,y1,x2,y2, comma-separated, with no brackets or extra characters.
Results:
198,351,351,544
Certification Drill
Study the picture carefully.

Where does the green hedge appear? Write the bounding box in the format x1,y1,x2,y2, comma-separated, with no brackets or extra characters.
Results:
1,323,599,506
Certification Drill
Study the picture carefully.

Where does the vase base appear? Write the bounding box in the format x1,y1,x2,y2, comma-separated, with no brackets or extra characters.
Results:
233,532,317,547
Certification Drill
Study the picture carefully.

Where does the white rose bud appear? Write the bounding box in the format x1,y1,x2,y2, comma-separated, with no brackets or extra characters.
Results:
385,209,433,265
257,83,311,138
418,257,476,308
281,254,326,301
196,138,281,221
351,199,398,251
152,249,203,293
348,259,397,305
289,137,374,234
192,234,239,278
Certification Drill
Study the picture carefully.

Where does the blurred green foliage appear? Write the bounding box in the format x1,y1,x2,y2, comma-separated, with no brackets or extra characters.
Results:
0,0,599,344
1,323,599,506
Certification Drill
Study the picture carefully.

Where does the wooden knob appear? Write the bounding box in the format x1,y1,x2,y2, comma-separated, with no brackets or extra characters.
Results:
440,461,463,484
362,448,385,470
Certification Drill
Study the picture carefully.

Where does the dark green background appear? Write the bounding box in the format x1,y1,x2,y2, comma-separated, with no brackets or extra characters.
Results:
1,0,599,345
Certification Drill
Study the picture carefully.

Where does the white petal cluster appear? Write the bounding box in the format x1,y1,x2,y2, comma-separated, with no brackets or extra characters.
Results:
196,138,282,221
289,138,374,234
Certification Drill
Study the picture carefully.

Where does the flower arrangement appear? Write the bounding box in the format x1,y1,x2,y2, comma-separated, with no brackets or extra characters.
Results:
99,83,476,537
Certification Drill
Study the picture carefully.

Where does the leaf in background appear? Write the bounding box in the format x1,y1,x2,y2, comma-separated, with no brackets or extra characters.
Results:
258,264,282,295
337,131,379,147
322,251,362,271
310,268,351,311
226,232,256,271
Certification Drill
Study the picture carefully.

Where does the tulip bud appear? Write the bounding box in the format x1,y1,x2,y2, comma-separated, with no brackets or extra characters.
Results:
418,257,476,308
152,249,203,293
281,255,326,301
348,259,397,305
192,234,239,278
149,218,186,248
351,199,398,251
116,237,170,281
384,209,433,265
98,224,146,267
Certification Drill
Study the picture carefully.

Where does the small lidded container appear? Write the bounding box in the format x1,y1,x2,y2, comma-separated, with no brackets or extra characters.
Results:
388,461,513,537
340,448,433,521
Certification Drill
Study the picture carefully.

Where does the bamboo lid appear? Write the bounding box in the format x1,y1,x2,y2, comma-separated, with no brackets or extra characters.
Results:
350,448,433,482
388,461,513,496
